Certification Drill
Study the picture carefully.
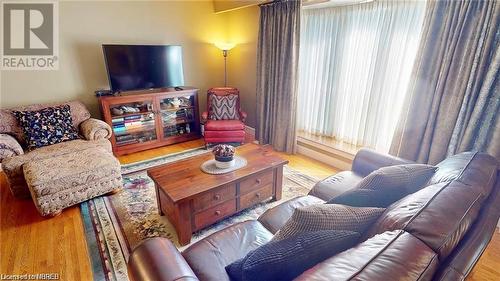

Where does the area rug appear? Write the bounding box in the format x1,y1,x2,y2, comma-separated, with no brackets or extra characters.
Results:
81,147,319,281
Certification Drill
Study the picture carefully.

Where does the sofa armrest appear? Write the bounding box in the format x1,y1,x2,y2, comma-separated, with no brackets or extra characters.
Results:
0,134,23,163
128,238,199,281
352,148,413,177
79,118,112,141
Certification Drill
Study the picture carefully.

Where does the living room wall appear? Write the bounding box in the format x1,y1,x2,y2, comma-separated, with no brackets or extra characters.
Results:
0,0,261,128
0,1,227,117
225,5,260,128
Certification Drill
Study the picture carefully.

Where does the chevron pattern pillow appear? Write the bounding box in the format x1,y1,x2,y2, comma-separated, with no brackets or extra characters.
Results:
210,94,239,120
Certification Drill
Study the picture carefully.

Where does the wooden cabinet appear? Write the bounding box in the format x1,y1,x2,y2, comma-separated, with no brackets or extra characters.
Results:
98,87,201,155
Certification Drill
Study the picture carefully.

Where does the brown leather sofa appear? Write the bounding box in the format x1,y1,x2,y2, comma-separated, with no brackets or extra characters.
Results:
128,149,499,281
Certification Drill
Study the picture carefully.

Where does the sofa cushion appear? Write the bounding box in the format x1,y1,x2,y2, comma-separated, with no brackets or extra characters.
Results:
182,221,272,281
295,230,439,281
0,101,90,144
273,204,384,241
327,188,407,208
1,139,112,198
429,152,498,196
209,94,239,120
13,104,80,150
355,164,436,193
226,230,360,281
23,147,120,198
258,195,325,234
24,147,122,216
365,153,497,260
205,120,245,131
308,171,363,201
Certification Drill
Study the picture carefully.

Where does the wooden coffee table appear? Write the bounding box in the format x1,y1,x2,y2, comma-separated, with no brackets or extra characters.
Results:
147,143,288,245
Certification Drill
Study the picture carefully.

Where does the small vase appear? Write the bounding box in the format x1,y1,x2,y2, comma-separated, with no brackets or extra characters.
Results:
215,155,235,169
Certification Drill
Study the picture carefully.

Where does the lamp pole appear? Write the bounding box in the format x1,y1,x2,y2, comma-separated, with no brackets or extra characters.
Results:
223,49,228,87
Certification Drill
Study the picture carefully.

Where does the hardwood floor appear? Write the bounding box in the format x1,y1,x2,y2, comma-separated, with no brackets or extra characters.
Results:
1,139,499,280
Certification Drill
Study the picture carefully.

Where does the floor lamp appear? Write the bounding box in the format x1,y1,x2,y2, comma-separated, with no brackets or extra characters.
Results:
214,43,236,87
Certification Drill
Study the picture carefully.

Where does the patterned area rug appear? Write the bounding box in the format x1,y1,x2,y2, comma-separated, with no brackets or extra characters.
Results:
81,147,319,281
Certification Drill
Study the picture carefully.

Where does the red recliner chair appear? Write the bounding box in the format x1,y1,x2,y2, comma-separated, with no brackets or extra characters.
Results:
202,87,247,147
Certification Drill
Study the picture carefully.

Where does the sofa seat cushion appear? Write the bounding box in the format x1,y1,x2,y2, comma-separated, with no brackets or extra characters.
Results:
205,120,245,131
273,204,385,241
308,171,363,201
258,195,325,234
295,230,439,281
182,220,273,281
226,230,360,281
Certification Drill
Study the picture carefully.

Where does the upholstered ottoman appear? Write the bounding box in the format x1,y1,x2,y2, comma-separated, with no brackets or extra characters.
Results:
23,148,122,216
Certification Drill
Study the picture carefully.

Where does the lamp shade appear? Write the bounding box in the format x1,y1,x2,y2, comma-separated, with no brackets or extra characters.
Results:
214,42,236,51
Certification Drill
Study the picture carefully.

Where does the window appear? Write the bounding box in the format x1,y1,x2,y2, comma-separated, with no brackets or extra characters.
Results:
297,0,427,152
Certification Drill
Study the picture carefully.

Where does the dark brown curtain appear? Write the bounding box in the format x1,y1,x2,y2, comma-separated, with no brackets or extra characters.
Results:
256,0,301,153
390,0,500,164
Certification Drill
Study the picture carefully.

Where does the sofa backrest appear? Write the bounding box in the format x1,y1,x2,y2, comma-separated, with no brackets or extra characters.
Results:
0,101,91,143
364,152,498,260
295,230,439,281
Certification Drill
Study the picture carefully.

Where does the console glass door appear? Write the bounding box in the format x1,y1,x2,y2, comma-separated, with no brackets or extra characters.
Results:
109,100,157,146
158,95,196,138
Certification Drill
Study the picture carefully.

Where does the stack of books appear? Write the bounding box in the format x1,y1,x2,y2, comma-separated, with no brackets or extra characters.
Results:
112,114,155,145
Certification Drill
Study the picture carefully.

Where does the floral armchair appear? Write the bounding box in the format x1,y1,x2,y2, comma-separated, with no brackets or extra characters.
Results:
0,101,113,198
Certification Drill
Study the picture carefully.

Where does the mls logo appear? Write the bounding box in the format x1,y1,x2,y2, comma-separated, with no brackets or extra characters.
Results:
1,1,59,70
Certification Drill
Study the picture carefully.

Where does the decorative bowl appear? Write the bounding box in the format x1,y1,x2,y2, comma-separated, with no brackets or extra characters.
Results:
212,144,236,169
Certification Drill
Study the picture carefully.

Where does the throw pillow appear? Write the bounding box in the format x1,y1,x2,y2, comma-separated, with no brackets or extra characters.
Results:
272,204,384,241
225,230,360,281
355,164,437,194
210,94,239,120
13,104,80,150
327,188,408,208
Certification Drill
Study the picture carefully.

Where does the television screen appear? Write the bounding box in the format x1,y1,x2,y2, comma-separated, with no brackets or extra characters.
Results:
102,44,185,92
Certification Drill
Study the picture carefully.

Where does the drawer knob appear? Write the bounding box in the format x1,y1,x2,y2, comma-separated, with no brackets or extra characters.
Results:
215,210,221,216
214,194,221,200
256,179,262,184
255,193,261,198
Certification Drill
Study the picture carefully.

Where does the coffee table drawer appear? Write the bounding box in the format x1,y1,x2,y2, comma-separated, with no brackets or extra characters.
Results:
240,184,273,210
194,199,236,230
193,184,236,212
240,170,274,195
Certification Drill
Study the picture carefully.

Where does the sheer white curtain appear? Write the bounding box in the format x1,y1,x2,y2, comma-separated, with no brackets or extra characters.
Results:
297,0,427,152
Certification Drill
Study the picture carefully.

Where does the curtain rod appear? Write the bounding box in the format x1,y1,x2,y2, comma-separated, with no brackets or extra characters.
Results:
259,0,292,7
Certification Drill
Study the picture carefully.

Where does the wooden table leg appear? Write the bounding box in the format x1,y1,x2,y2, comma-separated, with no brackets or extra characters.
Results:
155,183,164,216
273,166,283,201
174,201,193,246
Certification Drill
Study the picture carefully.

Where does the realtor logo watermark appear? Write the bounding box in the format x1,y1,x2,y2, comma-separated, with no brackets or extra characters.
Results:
1,1,59,70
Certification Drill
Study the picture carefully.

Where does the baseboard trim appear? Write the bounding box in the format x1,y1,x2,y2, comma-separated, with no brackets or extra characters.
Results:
297,143,353,171
245,126,256,141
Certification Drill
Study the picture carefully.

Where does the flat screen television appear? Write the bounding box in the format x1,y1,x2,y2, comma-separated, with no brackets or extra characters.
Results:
102,44,185,92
